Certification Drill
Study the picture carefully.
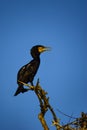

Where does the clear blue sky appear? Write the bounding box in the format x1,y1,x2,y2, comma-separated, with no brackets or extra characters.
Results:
0,0,87,130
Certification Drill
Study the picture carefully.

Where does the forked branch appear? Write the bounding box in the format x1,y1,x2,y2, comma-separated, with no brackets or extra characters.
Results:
18,80,87,130
18,79,60,130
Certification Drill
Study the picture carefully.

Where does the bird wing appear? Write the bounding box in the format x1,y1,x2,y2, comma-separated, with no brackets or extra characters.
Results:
17,59,40,84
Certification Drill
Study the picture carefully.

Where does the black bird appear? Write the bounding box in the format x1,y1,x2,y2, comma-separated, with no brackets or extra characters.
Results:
14,45,50,96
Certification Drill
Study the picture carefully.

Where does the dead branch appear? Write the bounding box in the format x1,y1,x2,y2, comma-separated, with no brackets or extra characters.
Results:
18,79,60,129
18,80,87,130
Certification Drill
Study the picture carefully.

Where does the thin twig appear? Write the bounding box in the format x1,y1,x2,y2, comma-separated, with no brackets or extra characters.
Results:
57,108,76,119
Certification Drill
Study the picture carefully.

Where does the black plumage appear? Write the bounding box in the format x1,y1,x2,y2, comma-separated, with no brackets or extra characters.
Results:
14,45,50,96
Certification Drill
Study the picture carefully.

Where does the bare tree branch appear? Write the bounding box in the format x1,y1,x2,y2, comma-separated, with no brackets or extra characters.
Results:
18,80,87,130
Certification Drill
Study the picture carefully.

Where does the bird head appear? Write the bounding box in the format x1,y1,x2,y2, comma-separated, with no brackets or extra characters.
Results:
30,45,51,58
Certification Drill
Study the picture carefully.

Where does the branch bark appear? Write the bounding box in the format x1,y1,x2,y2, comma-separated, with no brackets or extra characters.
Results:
18,80,87,130
18,79,60,129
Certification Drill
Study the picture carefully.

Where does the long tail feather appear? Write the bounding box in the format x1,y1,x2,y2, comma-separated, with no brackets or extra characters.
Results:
14,86,28,96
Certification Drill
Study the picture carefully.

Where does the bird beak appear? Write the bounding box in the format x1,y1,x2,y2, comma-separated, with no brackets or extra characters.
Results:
43,47,51,51
38,46,51,53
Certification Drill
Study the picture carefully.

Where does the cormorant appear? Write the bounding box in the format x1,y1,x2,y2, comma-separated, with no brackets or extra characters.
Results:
14,45,50,96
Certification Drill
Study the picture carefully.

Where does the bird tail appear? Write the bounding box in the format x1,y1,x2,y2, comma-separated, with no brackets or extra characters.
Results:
14,85,29,96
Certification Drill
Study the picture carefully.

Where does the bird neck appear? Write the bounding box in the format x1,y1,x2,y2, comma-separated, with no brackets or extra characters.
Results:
33,56,40,61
